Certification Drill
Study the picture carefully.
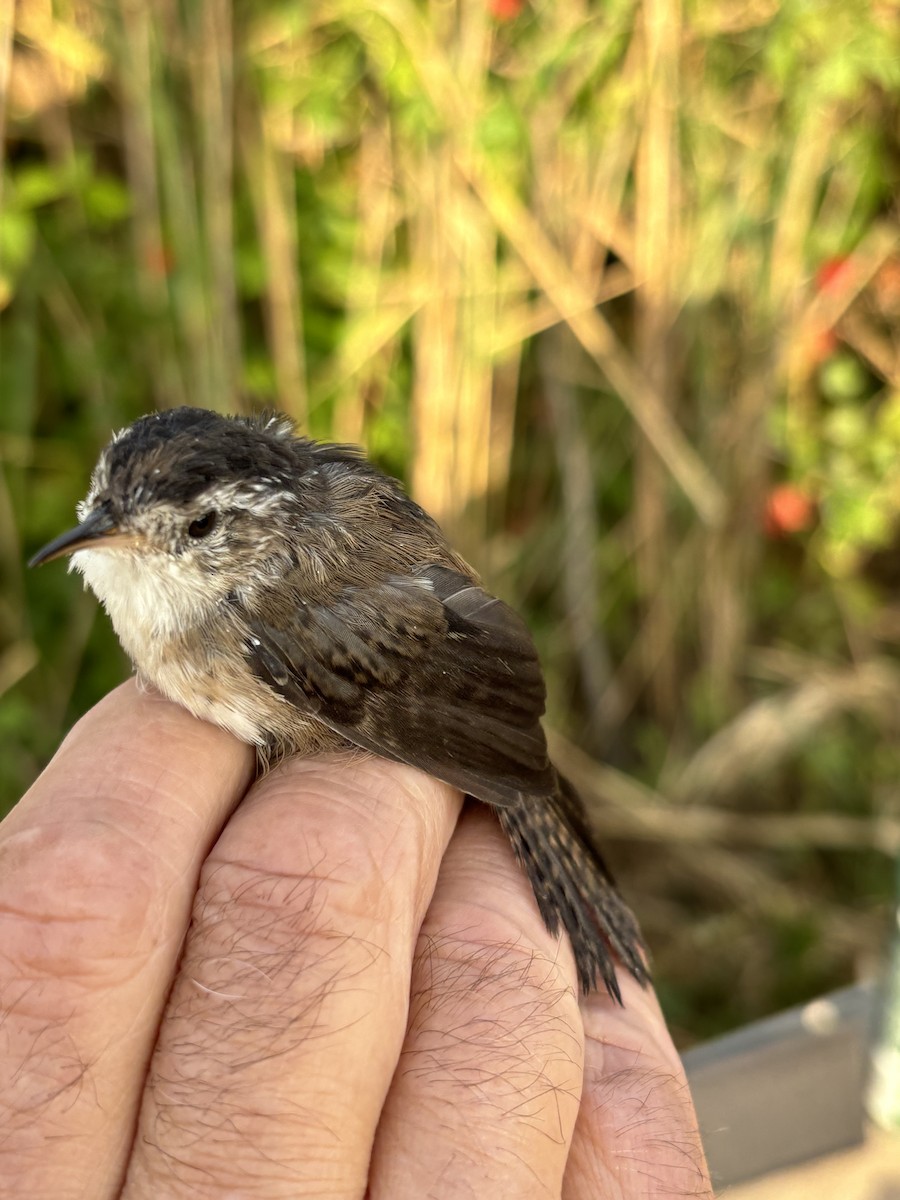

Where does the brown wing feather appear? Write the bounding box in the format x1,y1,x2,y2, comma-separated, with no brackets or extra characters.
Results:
244,564,556,806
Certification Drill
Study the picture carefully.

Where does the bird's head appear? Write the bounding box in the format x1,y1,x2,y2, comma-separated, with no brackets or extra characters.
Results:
29,407,317,629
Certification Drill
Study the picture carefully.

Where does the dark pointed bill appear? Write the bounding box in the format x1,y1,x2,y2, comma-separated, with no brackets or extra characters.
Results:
29,508,125,567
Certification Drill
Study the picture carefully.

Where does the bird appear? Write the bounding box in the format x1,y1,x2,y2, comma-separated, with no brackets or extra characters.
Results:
30,406,647,1000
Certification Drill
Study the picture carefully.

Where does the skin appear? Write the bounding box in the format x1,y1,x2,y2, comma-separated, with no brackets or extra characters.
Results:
0,682,713,1199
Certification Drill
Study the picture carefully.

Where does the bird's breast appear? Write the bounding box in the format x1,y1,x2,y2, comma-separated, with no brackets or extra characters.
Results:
73,546,318,751
143,640,338,760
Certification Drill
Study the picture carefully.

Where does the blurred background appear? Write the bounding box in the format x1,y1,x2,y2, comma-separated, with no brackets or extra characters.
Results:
1,0,900,1049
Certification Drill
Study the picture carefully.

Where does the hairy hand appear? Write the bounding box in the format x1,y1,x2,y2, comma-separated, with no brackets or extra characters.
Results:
0,681,712,1198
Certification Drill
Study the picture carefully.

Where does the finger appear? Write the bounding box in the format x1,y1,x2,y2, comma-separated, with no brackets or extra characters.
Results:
123,752,462,1199
369,802,585,1200
564,972,713,1199
0,681,254,1198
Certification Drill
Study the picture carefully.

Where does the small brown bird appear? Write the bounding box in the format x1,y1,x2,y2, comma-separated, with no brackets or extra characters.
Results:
30,407,647,999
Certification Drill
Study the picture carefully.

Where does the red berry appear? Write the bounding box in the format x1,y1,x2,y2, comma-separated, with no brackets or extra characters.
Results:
489,0,523,19
764,484,815,538
815,256,853,296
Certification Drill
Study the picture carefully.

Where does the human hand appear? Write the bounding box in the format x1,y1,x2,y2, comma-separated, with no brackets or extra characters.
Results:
0,681,712,1198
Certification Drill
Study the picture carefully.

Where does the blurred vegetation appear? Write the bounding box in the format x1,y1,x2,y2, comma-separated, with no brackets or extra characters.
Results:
2,0,900,1044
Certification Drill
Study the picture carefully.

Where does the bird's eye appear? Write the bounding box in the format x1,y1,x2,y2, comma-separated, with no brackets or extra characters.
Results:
187,511,217,539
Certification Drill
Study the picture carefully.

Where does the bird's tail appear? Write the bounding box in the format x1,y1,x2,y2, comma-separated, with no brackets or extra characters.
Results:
496,771,648,1002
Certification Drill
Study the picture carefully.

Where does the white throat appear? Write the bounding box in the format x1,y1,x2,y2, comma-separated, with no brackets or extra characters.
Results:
72,547,223,648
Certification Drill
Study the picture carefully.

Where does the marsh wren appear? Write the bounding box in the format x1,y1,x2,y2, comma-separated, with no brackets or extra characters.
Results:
30,407,647,999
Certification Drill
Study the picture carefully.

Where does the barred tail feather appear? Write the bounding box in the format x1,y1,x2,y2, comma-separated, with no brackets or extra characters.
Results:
496,772,649,1002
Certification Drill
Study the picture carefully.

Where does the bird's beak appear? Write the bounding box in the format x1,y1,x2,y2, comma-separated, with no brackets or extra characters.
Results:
28,508,136,567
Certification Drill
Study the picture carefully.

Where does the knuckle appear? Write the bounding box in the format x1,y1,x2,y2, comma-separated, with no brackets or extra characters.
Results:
583,1058,711,1193
406,930,584,1120
188,852,389,976
0,819,167,996
412,926,580,1035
